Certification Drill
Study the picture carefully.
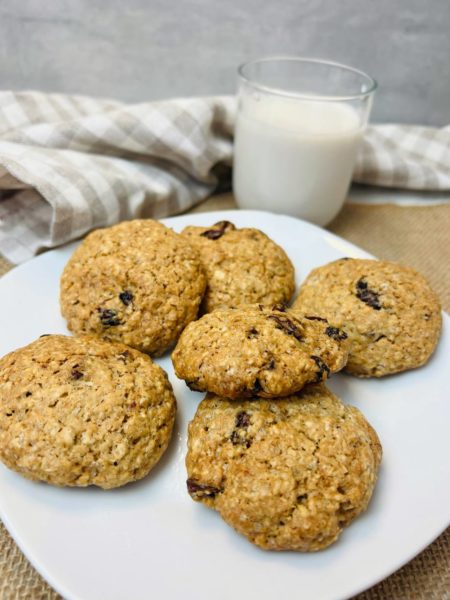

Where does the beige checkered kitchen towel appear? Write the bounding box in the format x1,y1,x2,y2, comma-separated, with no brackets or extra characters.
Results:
0,91,448,263
353,125,450,189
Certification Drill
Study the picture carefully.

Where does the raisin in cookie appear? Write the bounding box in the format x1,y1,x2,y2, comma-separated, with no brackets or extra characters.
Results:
186,384,382,551
0,335,176,489
181,221,295,312
172,305,349,398
60,220,206,356
292,258,442,377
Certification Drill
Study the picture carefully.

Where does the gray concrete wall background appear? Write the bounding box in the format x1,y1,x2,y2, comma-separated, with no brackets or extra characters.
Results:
0,0,449,125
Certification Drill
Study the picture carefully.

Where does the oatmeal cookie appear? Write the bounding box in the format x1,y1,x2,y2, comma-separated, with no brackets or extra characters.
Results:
0,335,176,488
292,258,442,376
172,304,349,398
186,384,382,551
181,221,295,312
60,219,206,356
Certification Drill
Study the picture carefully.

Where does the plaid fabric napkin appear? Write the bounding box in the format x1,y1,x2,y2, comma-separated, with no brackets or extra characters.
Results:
354,125,450,189
0,91,448,263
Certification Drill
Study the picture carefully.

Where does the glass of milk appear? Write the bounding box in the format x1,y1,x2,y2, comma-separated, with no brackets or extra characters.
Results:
233,57,377,226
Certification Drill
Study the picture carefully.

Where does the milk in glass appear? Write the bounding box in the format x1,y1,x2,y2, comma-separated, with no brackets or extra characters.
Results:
233,93,363,225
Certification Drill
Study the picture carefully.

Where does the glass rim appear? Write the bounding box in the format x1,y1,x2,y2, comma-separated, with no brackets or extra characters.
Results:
238,56,378,101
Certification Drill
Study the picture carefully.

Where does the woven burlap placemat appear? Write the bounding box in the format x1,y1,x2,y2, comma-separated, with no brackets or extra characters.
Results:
0,196,449,600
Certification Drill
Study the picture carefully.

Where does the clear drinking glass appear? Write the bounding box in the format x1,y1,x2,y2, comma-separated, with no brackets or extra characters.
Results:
233,57,377,226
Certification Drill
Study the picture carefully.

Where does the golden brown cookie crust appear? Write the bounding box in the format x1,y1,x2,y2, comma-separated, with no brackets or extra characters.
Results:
60,219,206,356
181,221,295,313
172,305,349,399
186,385,382,551
0,335,176,489
292,258,442,377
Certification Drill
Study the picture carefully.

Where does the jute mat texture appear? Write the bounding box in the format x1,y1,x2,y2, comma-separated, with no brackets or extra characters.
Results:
0,195,449,600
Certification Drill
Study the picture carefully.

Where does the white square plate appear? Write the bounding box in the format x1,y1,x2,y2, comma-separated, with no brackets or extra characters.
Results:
0,210,449,600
